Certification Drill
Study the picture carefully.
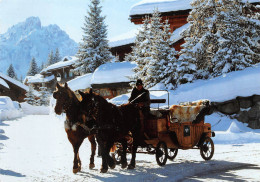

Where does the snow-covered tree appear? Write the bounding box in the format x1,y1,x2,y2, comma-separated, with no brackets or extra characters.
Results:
7,64,17,80
128,10,178,89
47,50,54,66
74,0,113,75
36,85,50,106
126,16,151,85
25,85,36,105
27,57,38,76
53,48,61,64
146,13,178,89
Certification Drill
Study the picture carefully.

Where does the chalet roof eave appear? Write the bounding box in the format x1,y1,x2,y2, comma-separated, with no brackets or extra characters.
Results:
130,9,191,20
41,65,74,74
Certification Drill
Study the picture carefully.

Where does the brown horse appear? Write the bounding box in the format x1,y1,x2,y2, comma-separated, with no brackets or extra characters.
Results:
79,89,142,173
53,83,96,173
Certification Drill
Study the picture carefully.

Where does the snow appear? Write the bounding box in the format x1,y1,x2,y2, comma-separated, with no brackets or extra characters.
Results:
170,23,190,43
24,74,55,84
130,0,260,16
67,73,93,91
109,28,140,48
111,63,260,106
91,61,137,85
41,56,78,74
0,113,260,181
0,72,29,92
0,78,9,89
1,62,260,180
109,23,188,48
0,96,23,121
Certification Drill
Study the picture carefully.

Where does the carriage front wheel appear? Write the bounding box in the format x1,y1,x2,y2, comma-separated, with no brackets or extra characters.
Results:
200,137,214,160
156,141,168,166
167,148,178,161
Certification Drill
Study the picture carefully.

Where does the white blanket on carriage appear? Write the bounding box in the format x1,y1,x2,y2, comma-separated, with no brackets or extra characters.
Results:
169,100,208,123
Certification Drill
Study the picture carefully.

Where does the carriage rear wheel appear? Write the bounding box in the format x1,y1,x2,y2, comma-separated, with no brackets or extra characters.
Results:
167,148,178,161
156,141,168,166
200,137,214,160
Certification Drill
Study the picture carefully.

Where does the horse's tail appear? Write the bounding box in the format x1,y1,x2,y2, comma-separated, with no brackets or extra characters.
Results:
110,144,117,153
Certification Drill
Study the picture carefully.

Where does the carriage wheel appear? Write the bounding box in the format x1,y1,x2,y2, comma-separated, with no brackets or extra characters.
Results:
200,137,214,160
167,148,178,161
156,141,168,166
112,149,122,165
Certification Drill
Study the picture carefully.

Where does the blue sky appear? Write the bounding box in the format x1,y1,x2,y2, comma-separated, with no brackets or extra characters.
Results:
0,0,140,43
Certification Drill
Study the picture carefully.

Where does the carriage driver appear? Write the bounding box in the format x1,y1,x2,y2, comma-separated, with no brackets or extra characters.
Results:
128,79,151,142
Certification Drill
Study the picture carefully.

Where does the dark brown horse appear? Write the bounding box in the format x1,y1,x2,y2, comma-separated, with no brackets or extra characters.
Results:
79,89,142,173
53,83,96,173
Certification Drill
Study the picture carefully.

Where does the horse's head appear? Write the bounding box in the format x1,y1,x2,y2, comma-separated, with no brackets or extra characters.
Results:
78,89,100,127
53,82,76,115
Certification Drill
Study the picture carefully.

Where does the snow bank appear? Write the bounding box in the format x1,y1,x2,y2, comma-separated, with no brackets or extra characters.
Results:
0,96,23,121
207,113,260,144
20,102,50,115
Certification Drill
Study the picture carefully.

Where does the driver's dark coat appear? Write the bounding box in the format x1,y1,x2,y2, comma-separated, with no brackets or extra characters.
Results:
128,87,150,108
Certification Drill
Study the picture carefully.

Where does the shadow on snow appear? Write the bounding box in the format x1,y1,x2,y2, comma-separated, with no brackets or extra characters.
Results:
0,168,26,178
72,159,260,182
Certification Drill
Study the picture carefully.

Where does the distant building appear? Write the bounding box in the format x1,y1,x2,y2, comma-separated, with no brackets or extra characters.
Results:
0,72,29,102
68,61,137,99
24,56,77,91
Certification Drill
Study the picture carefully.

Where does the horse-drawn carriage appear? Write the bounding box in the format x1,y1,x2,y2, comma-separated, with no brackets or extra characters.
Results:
113,93,215,166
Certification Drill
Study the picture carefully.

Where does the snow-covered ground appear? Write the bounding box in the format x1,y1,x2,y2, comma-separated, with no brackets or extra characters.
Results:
0,111,260,181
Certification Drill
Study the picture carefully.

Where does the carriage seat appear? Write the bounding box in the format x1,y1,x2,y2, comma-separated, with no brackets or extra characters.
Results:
169,100,210,123
149,99,166,118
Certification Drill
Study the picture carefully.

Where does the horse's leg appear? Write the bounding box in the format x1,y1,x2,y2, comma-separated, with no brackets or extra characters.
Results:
120,138,128,169
88,135,96,169
67,131,84,173
128,131,139,169
106,141,116,169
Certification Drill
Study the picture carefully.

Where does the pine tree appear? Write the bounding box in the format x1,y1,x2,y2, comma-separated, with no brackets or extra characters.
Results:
36,85,50,106
25,85,36,105
47,50,54,66
126,16,152,85
7,64,17,80
74,0,113,75
53,48,61,64
27,57,38,76
145,11,178,89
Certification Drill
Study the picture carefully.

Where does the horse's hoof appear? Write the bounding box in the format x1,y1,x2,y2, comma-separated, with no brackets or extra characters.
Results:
127,164,135,169
109,163,116,169
73,168,80,174
100,168,108,173
121,162,127,169
89,163,95,169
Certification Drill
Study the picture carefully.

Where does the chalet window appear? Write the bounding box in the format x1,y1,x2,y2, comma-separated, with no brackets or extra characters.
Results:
69,71,74,78
64,72,67,79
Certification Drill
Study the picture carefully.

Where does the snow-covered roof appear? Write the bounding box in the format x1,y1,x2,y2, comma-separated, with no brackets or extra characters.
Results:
109,28,140,48
130,0,192,16
25,74,55,84
170,23,190,42
91,61,137,85
0,78,9,89
109,23,188,48
0,72,28,91
41,56,78,74
67,73,93,91
130,0,259,16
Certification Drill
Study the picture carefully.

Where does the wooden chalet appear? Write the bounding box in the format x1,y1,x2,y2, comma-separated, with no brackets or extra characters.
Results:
38,56,77,91
0,72,28,102
110,0,260,61
67,61,137,99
